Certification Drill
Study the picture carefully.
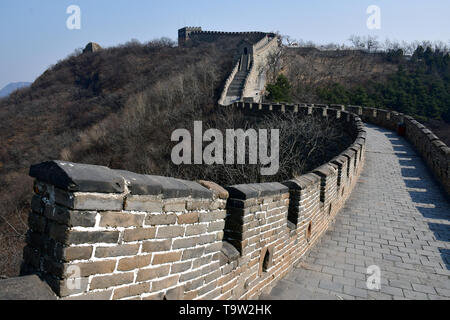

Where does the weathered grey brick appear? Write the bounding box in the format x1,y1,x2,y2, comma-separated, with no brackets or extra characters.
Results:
204,242,223,254
60,246,93,261
156,226,185,238
117,255,151,271
171,261,192,274
136,265,170,282
68,260,117,277
68,230,120,245
179,269,202,282
182,247,205,260
90,272,134,290
177,212,199,225
172,237,198,249
185,278,204,291
198,281,217,297
145,213,176,226
95,244,139,258
142,239,172,252
100,212,144,228
199,210,226,223
124,195,162,212
197,234,216,245
49,223,119,244
151,275,179,292
163,200,186,212
55,189,123,211
208,220,226,233
113,282,150,300
45,205,97,227
192,255,214,269
152,251,182,264
123,227,156,242
185,224,207,236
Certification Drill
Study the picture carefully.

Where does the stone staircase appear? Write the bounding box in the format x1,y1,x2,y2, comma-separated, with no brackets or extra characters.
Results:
226,54,251,99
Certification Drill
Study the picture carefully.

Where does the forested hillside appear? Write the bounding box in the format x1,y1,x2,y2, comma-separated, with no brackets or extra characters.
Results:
270,43,450,144
0,38,235,276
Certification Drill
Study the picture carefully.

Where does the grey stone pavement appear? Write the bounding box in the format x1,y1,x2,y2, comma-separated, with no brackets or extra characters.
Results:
264,123,450,300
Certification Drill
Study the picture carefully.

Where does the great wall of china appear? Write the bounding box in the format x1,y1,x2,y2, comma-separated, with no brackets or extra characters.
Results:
0,28,448,300
179,27,280,105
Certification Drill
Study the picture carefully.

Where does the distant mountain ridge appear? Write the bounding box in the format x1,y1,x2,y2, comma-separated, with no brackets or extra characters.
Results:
0,82,31,97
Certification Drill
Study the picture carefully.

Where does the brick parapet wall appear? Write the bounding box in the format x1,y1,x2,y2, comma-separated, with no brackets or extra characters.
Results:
404,116,450,196
21,103,367,299
23,163,228,300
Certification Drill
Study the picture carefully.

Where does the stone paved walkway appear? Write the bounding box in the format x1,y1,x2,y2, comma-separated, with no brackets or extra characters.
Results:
265,124,450,300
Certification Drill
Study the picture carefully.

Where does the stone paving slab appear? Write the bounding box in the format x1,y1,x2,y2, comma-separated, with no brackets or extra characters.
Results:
265,124,450,300
0,275,57,300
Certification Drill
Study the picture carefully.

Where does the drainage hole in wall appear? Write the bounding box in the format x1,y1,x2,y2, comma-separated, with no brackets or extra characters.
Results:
262,250,270,272
306,222,312,241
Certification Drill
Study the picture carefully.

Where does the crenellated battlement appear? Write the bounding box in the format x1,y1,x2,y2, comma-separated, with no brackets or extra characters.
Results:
10,101,449,300
177,26,275,47
18,103,367,300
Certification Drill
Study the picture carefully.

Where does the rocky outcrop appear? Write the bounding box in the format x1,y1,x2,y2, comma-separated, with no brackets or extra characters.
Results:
83,42,102,53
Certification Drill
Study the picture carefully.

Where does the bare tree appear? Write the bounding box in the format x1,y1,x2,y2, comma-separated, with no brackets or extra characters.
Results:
164,109,352,185
349,35,366,50
348,35,380,52
282,35,298,47
365,35,380,52
265,46,287,84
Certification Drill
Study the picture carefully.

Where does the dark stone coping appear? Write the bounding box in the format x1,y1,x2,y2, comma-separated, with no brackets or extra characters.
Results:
0,275,57,300
226,182,289,200
313,164,337,178
30,161,124,193
30,161,213,199
282,173,321,191
220,241,240,262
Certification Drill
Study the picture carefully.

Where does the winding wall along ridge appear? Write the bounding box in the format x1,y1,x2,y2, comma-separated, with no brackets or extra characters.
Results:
17,103,366,300
7,100,449,300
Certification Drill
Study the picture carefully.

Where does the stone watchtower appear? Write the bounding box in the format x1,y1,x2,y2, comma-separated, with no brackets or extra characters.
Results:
178,27,202,46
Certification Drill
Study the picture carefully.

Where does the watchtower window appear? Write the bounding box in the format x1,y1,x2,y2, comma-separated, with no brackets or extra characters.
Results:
244,47,248,55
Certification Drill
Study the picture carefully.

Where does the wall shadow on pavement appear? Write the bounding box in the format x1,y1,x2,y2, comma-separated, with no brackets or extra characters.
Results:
369,124,450,271
438,248,450,270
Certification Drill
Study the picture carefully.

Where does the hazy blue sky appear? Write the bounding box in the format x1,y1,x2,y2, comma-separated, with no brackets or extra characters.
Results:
1,0,449,89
